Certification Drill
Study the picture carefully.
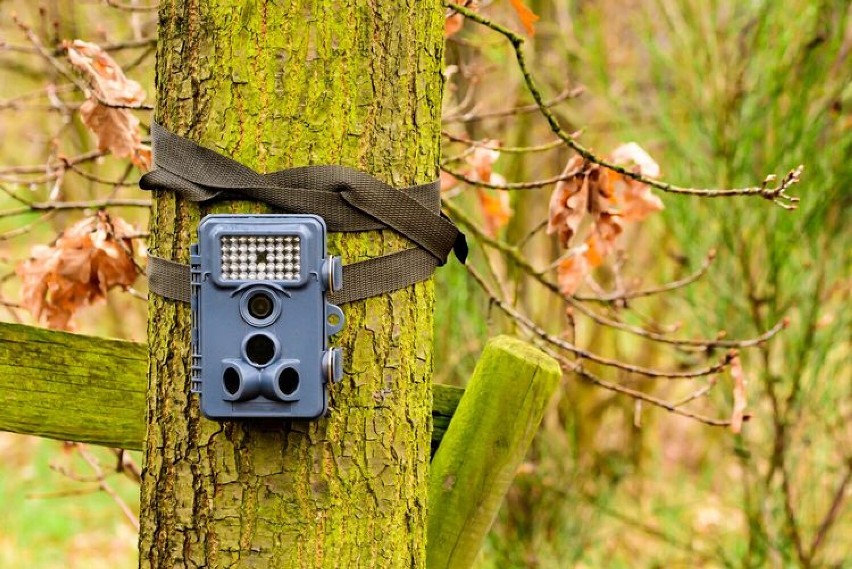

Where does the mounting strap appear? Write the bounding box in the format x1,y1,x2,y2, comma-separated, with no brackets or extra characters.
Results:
141,123,467,305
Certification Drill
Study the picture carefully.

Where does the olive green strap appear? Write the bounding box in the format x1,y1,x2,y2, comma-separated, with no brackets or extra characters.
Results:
141,123,466,304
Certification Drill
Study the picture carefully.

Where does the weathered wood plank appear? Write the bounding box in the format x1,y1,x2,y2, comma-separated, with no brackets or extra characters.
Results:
0,322,464,451
0,322,147,449
427,335,561,569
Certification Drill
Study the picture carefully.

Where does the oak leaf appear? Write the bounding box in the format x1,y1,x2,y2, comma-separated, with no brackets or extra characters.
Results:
465,143,502,183
65,40,150,170
477,188,513,237
608,142,663,221
548,144,662,295
509,0,540,36
445,1,479,38
445,12,465,37
556,219,623,296
546,156,588,248
556,254,589,296
16,211,139,330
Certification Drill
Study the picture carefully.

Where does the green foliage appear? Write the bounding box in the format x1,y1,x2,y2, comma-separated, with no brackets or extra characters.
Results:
437,0,849,567
0,435,139,569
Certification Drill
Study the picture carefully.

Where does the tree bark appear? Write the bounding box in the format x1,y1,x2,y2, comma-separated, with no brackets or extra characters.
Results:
140,2,444,567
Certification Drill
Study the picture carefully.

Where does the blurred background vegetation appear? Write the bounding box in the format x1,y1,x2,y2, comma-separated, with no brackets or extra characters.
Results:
0,0,848,567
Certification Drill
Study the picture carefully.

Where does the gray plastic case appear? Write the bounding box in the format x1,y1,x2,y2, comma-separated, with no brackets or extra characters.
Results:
190,214,344,420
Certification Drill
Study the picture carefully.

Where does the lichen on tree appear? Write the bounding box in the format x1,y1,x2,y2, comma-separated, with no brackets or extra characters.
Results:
141,1,444,567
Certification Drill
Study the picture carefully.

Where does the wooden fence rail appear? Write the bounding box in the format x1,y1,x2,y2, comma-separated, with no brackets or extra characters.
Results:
0,322,464,451
0,324,561,569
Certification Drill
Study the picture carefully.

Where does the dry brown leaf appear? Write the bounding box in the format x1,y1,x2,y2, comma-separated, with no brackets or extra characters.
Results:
445,12,465,37
730,355,748,434
465,142,501,183
556,253,590,296
608,142,663,221
440,169,460,193
477,188,513,236
16,211,139,330
65,39,150,170
610,142,660,178
546,156,586,248
445,1,479,38
509,0,540,36
592,211,624,261
555,220,622,296
547,144,664,295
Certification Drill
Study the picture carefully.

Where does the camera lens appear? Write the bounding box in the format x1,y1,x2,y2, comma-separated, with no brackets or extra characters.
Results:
245,333,276,366
247,291,274,320
277,367,300,395
223,367,241,396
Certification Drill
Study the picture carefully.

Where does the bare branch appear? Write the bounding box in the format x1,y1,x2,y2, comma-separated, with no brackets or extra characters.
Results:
441,164,574,189
442,131,565,154
465,262,735,380
443,85,584,123
443,197,788,349
806,458,852,564
446,1,803,209
103,0,159,12
0,199,151,219
574,250,716,303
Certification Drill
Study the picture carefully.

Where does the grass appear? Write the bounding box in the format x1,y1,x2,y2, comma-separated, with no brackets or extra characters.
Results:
0,434,138,569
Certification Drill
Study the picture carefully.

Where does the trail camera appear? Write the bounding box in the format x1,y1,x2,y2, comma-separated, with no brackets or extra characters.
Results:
190,214,344,420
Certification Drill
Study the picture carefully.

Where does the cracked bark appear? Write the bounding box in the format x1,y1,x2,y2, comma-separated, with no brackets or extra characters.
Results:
140,1,444,567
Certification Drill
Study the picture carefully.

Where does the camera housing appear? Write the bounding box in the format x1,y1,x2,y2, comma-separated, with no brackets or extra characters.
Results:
190,214,344,420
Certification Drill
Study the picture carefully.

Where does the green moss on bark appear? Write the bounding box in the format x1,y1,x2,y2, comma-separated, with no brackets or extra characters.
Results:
141,1,444,567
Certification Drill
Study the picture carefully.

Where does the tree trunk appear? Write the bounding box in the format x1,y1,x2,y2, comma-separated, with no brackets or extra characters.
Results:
140,2,444,567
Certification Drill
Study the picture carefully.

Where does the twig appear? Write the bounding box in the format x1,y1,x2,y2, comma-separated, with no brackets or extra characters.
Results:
103,0,159,12
76,445,139,530
443,197,788,349
515,218,548,249
0,198,151,219
64,160,138,187
442,131,565,154
0,213,56,241
466,262,735,379
443,85,584,123
12,17,154,111
779,456,808,566
0,37,156,56
12,16,91,95
671,376,719,407
112,448,142,484
805,458,852,564
0,150,104,176
534,336,732,427
574,250,716,302
441,164,575,189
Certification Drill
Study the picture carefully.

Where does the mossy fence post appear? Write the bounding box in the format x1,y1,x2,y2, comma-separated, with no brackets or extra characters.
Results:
141,1,444,566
